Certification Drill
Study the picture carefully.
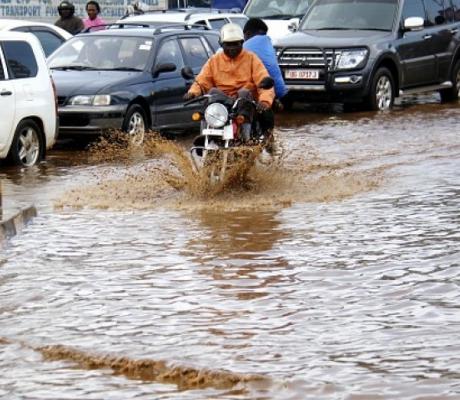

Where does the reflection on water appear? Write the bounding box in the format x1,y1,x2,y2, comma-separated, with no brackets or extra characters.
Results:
0,99,460,399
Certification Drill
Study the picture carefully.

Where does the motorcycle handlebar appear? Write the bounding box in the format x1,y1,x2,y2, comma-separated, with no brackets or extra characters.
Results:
184,94,268,113
183,94,211,106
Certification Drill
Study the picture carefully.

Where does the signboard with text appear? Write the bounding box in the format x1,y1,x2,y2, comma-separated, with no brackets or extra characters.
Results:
0,0,167,22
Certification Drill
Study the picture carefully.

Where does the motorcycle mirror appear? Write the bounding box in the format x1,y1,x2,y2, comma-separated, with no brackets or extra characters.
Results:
258,76,275,89
181,66,195,80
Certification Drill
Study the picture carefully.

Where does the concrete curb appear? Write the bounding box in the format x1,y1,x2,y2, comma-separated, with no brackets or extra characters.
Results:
0,206,37,244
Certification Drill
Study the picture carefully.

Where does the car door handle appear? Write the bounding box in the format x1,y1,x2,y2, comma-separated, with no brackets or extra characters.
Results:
423,34,432,40
450,28,458,34
0,90,12,96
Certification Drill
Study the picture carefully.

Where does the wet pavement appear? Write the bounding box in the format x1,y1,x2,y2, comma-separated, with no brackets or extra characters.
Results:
0,95,459,399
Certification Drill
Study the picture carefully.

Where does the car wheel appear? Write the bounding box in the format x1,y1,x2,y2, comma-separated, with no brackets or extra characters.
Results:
9,119,44,167
122,104,146,146
367,67,395,111
440,60,460,102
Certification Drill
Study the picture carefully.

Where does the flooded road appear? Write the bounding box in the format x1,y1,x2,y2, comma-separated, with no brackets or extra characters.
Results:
1,96,460,399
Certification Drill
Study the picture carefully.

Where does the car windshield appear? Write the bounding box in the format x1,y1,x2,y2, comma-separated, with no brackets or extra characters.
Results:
300,0,397,31
47,35,152,71
245,0,310,19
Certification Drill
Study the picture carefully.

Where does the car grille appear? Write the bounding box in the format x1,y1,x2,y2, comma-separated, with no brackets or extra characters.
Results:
278,48,337,70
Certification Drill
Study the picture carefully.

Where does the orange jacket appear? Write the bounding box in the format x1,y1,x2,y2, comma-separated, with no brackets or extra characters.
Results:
189,49,275,106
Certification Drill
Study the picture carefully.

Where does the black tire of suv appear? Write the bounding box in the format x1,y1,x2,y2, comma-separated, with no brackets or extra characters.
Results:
440,60,460,102
122,104,146,145
367,67,395,111
9,119,44,167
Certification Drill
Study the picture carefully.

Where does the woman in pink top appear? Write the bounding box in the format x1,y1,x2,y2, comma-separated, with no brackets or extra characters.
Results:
83,0,106,30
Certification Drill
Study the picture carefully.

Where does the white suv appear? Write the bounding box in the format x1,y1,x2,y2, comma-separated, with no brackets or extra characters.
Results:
0,32,58,167
119,9,249,30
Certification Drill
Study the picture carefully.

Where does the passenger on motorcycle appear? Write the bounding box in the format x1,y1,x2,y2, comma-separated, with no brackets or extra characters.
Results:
183,23,275,141
243,18,287,101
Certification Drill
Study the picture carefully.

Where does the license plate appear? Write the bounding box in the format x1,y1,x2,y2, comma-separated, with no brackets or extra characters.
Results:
285,69,319,80
203,128,224,137
203,125,234,140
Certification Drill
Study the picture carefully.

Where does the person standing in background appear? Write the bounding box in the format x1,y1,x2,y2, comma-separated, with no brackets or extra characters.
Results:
83,1,106,30
55,1,84,35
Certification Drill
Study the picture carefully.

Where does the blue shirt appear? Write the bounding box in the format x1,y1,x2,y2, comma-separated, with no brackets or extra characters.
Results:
243,34,288,98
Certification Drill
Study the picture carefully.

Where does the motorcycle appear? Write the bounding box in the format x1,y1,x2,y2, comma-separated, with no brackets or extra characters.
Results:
184,77,276,183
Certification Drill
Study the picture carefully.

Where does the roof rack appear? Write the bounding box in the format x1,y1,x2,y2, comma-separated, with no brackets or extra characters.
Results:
81,23,154,33
152,23,211,33
123,6,241,19
82,22,212,34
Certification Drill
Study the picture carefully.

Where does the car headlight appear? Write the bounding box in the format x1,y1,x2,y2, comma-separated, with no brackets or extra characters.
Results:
69,94,111,106
204,103,228,128
335,49,368,70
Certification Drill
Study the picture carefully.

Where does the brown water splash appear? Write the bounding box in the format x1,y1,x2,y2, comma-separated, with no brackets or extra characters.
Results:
0,337,12,345
55,131,383,211
1,337,265,390
0,336,267,390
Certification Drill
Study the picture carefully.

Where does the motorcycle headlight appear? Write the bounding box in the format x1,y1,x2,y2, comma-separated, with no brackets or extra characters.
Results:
335,49,368,70
69,94,111,106
204,103,228,128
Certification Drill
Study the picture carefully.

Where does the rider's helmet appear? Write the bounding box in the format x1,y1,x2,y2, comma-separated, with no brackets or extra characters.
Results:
219,23,244,43
58,1,75,16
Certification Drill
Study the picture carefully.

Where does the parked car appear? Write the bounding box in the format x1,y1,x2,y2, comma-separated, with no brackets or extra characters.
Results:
119,9,249,30
275,0,460,111
0,19,72,57
47,25,220,141
244,0,310,43
0,32,58,167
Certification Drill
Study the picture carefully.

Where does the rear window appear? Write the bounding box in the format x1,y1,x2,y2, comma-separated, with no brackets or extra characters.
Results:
229,17,249,29
208,18,228,30
2,41,38,79
32,30,65,57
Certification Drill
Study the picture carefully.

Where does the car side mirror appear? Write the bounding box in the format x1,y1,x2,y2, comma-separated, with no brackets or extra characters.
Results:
181,66,195,80
258,76,274,89
403,16,424,31
153,62,176,77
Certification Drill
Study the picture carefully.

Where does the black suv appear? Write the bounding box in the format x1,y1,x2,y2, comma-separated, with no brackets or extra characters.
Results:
275,0,460,110
47,24,220,140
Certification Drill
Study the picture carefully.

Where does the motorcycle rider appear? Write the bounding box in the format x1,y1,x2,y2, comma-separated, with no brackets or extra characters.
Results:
184,23,275,140
55,1,84,35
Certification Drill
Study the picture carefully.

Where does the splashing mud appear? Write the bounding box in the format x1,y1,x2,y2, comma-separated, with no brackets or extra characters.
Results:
0,337,267,391
55,130,383,211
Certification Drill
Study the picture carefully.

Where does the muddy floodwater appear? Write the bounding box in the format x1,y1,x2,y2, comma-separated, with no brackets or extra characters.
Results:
1,96,459,399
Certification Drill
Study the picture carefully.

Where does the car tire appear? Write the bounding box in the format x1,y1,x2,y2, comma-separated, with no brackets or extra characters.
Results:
440,60,460,102
8,119,44,167
366,67,395,111
122,104,146,145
